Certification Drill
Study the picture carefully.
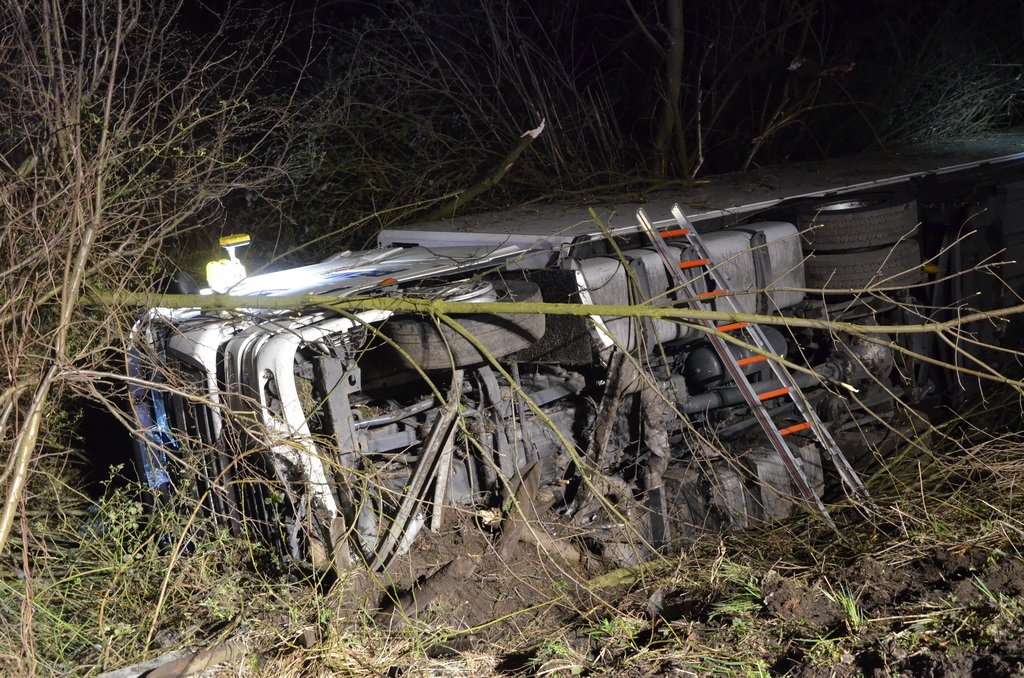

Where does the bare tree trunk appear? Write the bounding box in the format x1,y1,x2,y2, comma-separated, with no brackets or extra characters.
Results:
654,0,688,176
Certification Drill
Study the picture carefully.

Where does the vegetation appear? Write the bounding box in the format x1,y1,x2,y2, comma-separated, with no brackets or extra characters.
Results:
1,0,1023,675
5,411,1024,675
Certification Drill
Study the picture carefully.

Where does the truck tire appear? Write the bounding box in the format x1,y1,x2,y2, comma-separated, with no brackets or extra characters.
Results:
385,279,545,370
798,194,918,252
804,240,923,290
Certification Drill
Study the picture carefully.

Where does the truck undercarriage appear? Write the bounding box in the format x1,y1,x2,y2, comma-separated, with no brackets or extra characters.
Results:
128,191,950,572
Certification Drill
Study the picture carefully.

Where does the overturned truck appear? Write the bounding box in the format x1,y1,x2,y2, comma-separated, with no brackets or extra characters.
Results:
129,140,1024,570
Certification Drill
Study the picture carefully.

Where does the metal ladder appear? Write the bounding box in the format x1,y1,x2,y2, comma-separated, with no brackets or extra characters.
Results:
637,204,877,526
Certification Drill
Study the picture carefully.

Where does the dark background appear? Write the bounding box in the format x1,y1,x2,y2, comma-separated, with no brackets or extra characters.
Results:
174,0,1024,253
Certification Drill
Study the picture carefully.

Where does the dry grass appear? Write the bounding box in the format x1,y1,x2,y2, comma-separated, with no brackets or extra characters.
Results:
8,423,1024,676
238,424,1024,677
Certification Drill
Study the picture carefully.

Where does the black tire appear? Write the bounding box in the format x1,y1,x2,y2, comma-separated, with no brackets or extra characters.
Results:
798,193,918,252
804,240,923,290
385,279,545,370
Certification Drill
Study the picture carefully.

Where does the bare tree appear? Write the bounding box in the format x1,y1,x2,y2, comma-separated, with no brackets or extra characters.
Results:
0,0,305,556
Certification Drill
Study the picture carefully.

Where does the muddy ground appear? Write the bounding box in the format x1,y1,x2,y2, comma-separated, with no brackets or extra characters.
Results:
6,458,1022,677
322,420,1024,677
7,409,1023,677
342,506,1024,677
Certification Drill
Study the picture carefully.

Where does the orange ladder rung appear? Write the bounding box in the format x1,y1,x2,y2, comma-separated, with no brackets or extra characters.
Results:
737,355,768,367
717,322,748,333
697,289,727,299
660,228,689,238
779,421,813,436
679,258,709,270
758,386,790,402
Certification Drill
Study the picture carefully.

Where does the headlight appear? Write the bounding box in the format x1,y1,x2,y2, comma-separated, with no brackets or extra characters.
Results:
206,258,247,293
206,233,250,293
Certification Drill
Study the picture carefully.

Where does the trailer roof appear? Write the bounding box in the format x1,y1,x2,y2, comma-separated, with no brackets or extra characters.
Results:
379,131,1024,251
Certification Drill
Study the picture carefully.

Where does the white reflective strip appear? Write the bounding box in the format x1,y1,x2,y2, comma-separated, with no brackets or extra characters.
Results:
572,268,614,348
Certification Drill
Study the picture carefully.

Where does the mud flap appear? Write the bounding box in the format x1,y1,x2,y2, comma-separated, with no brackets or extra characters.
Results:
748,443,823,521
710,468,754,530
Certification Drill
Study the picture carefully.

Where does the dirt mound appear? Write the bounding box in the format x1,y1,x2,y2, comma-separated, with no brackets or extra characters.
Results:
470,536,1024,677
328,500,1024,677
